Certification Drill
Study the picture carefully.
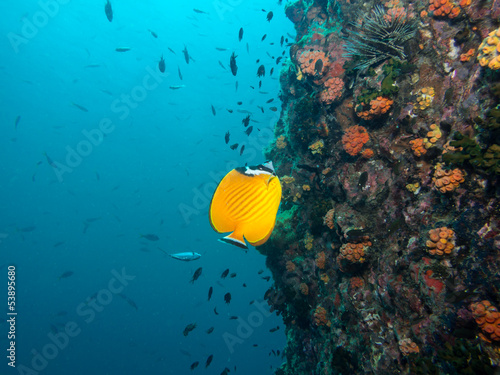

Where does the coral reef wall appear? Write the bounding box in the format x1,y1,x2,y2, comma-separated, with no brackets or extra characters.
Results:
260,0,500,373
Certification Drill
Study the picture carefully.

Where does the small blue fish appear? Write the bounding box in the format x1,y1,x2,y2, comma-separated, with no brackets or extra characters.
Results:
169,252,201,261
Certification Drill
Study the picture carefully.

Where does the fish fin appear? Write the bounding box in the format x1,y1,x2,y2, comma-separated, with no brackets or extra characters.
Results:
219,232,247,249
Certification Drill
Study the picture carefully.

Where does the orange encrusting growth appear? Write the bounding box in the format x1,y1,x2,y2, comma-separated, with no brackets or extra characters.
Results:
429,0,461,18
356,97,393,120
470,300,500,342
426,227,455,256
432,165,465,193
313,306,331,327
342,126,369,156
319,77,344,104
298,50,328,76
399,339,420,355
337,241,371,264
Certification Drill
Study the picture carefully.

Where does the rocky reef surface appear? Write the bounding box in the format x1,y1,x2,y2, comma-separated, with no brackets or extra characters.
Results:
260,0,500,373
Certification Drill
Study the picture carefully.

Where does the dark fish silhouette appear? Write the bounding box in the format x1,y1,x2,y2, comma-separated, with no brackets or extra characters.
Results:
280,36,284,46
238,28,243,41
266,98,274,103
261,34,267,41
183,323,196,336
218,61,227,70
208,286,213,301
242,115,250,127
270,68,274,76
178,66,183,80
104,0,113,22
315,59,323,75
240,145,245,155
71,102,88,112
206,326,214,334
193,8,208,14
211,105,216,116
14,115,20,130
257,65,265,77
225,132,230,144
245,126,253,136
221,269,229,278
158,55,165,73
182,45,190,64
205,354,214,368
140,234,159,241
229,272,237,278
269,107,278,112
168,47,176,55
229,316,238,320
230,52,238,76
190,361,199,370
190,267,202,283
224,292,231,304
229,143,238,150
115,47,131,52
214,307,219,315
148,29,157,38
269,326,280,332
267,11,273,21
216,47,228,51
58,271,73,280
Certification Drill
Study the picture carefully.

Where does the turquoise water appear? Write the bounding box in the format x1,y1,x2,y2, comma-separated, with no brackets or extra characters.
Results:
1,1,290,373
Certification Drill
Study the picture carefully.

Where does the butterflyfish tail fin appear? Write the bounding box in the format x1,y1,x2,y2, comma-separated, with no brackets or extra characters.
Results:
219,231,248,249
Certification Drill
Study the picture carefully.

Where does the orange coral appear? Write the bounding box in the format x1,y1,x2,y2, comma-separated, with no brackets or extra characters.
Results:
323,208,335,229
356,96,394,120
299,283,309,295
285,260,296,272
319,77,344,104
342,125,369,156
426,227,455,256
337,240,371,264
320,273,329,284
470,300,500,342
349,277,365,293
410,138,427,157
383,7,412,22
276,135,287,149
429,0,461,18
313,306,331,327
460,49,475,62
298,50,328,76
361,148,374,158
316,251,326,269
399,338,420,355
432,164,465,193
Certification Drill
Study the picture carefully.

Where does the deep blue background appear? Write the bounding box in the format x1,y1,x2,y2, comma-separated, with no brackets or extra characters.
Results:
0,0,292,373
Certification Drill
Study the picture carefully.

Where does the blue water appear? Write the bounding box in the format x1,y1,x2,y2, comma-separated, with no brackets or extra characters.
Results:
1,1,291,373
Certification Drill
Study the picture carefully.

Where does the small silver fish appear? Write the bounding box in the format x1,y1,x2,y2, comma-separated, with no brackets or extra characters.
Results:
169,252,201,261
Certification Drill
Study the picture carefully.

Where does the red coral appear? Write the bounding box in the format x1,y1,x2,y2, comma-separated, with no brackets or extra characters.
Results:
423,270,444,295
